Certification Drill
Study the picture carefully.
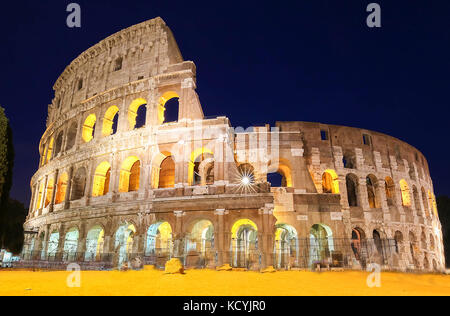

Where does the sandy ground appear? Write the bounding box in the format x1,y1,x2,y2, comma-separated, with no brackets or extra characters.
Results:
0,266,449,296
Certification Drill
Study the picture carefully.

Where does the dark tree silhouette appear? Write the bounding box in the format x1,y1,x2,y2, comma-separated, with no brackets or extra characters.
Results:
436,196,450,267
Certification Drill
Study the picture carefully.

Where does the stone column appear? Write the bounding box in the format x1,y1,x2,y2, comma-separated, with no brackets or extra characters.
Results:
64,166,74,210
40,175,49,215
173,211,185,258
260,206,275,269
49,170,59,213
56,225,66,261
214,209,226,266
76,223,87,262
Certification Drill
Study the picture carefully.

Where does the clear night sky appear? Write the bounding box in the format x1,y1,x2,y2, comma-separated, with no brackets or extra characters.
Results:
1,1,449,205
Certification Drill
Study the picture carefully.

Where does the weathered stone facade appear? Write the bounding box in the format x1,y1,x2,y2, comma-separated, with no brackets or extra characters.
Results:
23,17,445,272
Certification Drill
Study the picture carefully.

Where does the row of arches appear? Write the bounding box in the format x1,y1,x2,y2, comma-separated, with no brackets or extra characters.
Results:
40,92,181,166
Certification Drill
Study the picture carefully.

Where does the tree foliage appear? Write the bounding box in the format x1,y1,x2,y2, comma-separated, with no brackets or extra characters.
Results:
436,195,450,267
0,106,17,252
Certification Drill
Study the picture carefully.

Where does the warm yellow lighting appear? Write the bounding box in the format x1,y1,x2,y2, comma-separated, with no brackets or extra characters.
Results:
119,156,140,192
45,137,54,163
128,98,147,129
231,219,258,239
188,147,214,185
158,91,179,124
241,176,251,185
399,179,411,207
322,169,339,194
55,173,68,204
92,161,111,197
82,114,96,143
102,106,119,136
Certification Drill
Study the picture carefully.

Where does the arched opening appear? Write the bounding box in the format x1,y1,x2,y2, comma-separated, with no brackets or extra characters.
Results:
45,137,54,163
157,154,175,188
394,231,403,254
186,220,214,258
92,161,111,197
342,151,356,169
346,174,358,207
145,221,172,256
128,98,147,129
421,187,430,217
44,178,55,208
82,114,96,143
36,181,45,210
85,225,104,261
189,148,214,186
119,156,140,193
309,224,334,267
54,131,63,157
399,179,411,207
65,122,77,151
351,228,365,261
55,172,68,204
409,231,418,267
268,159,293,188
274,224,298,269
158,91,179,124
385,177,396,206
63,227,79,261
231,219,258,268
322,169,339,194
47,230,59,259
373,230,384,261
114,223,136,267
102,106,119,136
412,185,421,215
366,174,380,208
70,167,87,200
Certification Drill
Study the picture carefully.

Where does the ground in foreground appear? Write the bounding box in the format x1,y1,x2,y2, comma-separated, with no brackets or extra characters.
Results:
0,267,449,296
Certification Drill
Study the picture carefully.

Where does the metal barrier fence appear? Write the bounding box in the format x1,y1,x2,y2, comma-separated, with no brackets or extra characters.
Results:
13,238,402,271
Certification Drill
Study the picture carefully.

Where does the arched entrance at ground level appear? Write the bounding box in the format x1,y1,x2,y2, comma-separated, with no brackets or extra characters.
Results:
351,228,365,262
185,220,214,255
145,221,173,256
114,223,136,267
309,224,334,267
231,219,258,268
47,230,59,258
274,224,298,269
63,227,79,261
85,226,104,261
372,230,385,263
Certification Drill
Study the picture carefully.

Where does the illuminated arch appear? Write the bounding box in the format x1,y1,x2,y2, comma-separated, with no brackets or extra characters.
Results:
45,137,54,163
322,169,339,194
309,224,334,266
119,156,140,192
274,223,298,269
145,221,173,256
115,223,136,266
346,173,358,207
351,227,365,260
268,159,293,188
366,174,380,208
188,148,214,185
63,227,79,261
128,98,147,129
158,91,179,124
385,177,396,206
399,179,411,207
92,161,111,197
231,219,258,268
85,225,104,261
186,220,214,254
71,167,87,200
102,106,119,136
231,219,258,239
44,177,55,208
65,122,77,151
151,151,175,189
36,181,45,210
55,172,69,204
82,114,96,143
47,230,59,257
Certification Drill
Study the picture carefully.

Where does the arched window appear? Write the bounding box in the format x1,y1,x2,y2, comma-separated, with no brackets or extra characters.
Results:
189,148,214,186
128,98,147,129
36,181,45,210
158,156,175,188
158,91,179,124
366,175,380,208
145,221,173,256
268,159,293,188
231,219,258,268
309,224,334,266
399,179,411,207
119,156,140,193
322,169,339,194
55,173,68,204
77,78,83,91
65,122,77,151
92,162,111,197
46,137,54,163
70,167,87,200
102,106,119,136
412,185,421,215
351,228,365,260
82,114,96,143
385,177,396,206
114,57,123,71
342,151,356,169
394,231,403,254
346,174,358,207
114,223,136,266
44,178,55,208
373,230,383,258
63,227,79,261
421,187,430,217
85,225,104,262
54,131,64,157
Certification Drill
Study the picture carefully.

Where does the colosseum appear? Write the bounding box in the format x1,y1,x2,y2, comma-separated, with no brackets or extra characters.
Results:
21,17,445,272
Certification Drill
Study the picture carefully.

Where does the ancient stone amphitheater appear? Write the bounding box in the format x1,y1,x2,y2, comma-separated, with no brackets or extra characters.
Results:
21,17,445,272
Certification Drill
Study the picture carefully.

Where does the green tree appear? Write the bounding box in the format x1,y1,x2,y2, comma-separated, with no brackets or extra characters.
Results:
436,196,450,267
0,106,16,252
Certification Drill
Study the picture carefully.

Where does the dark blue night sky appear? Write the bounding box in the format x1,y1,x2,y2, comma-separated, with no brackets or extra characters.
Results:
1,1,450,205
